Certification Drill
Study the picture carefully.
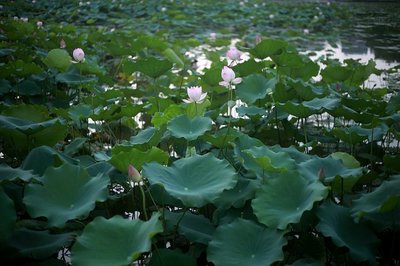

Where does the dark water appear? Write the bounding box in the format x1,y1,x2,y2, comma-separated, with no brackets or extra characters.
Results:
305,2,400,87
330,2,400,64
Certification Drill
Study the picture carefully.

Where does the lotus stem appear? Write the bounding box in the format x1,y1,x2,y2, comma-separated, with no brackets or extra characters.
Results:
139,184,148,221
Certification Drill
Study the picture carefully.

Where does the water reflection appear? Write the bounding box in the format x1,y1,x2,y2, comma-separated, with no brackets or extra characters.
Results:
308,41,397,87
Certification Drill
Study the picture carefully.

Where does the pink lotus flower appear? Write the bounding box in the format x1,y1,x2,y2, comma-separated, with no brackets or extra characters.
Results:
37,21,43,28
60,39,66,49
226,47,242,61
255,34,262,45
183,86,207,103
209,32,217,40
128,164,142,182
219,66,242,87
72,48,85,63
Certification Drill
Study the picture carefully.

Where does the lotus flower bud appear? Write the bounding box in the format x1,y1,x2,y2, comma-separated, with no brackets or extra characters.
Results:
255,34,262,45
60,39,66,49
318,167,325,181
128,164,142,182
219,66,242,88
226,47,241,61
73,48,85,62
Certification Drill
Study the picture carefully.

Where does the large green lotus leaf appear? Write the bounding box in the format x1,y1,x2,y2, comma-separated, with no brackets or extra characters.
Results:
124,57,172,78
273,52,319,81
15,80,41,96
24,163,109,227
56,67,98,85
152,104,184,128
185,99,211,118
252,172,328,229
201,127,242,149
0,164,37,182
214,178,260,210
109,146,169,173
0,115,63,135
201,62,226,87
150,248,196,266
129,127,162,147
277,97,340,118
321,65,351,83
289,79,324,101
63,137,87,156
72,213,162,266
236,105,265,117
250,39,288,59
316,201,378,263
268,145,312,163
233,135,264,176
244,146,296,173
233,59,265,77
331,152,360,168
8,228,72,259
0,187,16,244
165,210,215,245
142,154,238,207
330,126,370,144
163,48,185,68
167,115,212,141
0,79,12,95
207,218,286,266
298,156,363,188
22,146,79,176
383,154,400,172
43,48,71,72
235,74,275,104
351,175,400,222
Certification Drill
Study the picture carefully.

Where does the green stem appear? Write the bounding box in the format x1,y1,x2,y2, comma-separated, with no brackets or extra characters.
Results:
139,185,148,221
303,118,308,153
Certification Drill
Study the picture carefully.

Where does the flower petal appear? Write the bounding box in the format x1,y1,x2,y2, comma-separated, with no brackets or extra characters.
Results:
232,78,242,84
219,81,229,87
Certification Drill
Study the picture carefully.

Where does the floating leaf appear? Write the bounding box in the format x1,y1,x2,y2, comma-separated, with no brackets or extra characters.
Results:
207,219,286,266
252,172,328,229
24,163,109,227
167,115,212,141
72,213,162,266
235,74,275,104
143,154,238,207
316,201,378,263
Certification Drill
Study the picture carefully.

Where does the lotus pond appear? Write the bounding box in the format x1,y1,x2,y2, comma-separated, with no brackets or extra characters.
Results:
1,0,400,265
